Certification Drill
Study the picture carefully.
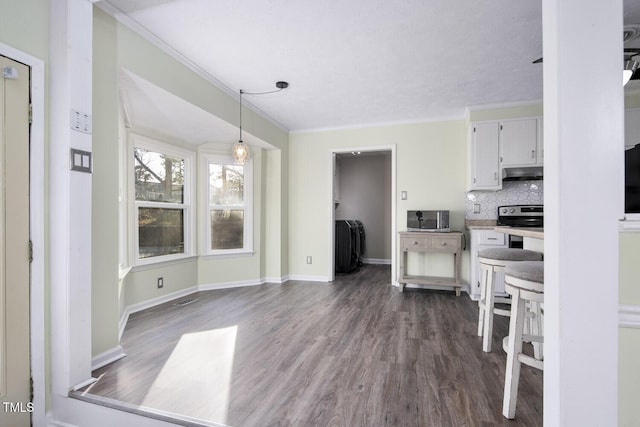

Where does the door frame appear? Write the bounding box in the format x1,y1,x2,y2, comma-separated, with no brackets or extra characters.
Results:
328,145,396,285
0,43,46,427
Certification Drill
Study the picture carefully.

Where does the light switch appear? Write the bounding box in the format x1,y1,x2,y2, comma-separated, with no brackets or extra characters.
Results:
70,148,92,173
401,191,407,200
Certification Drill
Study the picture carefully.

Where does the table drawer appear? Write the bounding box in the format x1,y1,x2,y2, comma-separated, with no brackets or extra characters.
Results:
401,237,429,251
429,236,461,250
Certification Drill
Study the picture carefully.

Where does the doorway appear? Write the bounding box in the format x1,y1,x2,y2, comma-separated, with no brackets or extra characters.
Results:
0,54,31,426
329,146,396,284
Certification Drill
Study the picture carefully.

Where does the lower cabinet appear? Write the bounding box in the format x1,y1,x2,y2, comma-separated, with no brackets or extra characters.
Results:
468,228,508,299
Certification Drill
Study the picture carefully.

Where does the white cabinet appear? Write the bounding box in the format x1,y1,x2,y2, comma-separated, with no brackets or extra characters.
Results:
625,108,640,149
468,117,543,191
468,229,508,299
469,121,501,190
501,118,541,167
537,118,544,164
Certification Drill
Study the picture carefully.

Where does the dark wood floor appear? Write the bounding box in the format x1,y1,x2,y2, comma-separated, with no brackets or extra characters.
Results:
80,265,542,426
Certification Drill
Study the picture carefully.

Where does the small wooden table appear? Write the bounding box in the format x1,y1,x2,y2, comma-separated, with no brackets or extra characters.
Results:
398,231,464,295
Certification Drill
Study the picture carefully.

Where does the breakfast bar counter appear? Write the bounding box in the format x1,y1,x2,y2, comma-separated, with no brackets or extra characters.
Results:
495,226,544,253
494,226,544,240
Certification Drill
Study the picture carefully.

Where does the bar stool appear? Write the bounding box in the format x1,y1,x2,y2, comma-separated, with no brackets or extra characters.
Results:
477,248,543,352
502,261,544,419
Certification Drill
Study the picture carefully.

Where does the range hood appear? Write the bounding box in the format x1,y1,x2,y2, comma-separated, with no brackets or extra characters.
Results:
502,166,543,181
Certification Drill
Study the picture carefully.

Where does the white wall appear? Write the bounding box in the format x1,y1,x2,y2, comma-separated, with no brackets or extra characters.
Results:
335,153,392,261
542,0,622,424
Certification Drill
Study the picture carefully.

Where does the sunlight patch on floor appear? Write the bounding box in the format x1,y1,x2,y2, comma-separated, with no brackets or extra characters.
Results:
141,326,237,424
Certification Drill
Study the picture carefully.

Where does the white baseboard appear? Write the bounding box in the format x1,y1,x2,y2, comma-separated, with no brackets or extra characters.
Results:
362,258,392,265
118,279,275,340
287,275,330,282
620,304,640,328
198,278,264,291
126,285,199,316
118,285,199,341
264,275,289,284
92,345,127,371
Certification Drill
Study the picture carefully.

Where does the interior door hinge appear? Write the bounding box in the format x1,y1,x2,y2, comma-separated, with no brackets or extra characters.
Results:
29,103,33,124
29,240,33,263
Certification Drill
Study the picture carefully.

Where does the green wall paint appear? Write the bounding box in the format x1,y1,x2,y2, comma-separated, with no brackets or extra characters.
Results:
620,232,640,305
619,327,640,427
0,0,49,61
625,92,640,109
92,7,121,356
125,260,198,306
289,120,468,281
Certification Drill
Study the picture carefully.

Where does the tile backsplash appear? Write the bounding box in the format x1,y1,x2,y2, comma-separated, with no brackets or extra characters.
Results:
465,180,544,219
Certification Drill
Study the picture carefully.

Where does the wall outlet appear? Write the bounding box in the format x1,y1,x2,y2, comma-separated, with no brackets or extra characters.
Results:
157,277,164,288
473,204,481,213
306,256,312,264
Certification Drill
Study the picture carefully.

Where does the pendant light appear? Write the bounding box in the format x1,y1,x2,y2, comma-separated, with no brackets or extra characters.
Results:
233,81,289,165
233,89,250,165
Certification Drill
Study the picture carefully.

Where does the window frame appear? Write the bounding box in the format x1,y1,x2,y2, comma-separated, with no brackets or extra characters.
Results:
129,133,196,266
200,151,253,257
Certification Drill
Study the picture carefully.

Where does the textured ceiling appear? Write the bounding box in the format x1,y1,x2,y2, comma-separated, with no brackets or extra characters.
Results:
100,0,640,139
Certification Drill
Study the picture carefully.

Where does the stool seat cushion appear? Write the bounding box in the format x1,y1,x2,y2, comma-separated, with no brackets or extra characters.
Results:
505,261,544,284
478,248,543,262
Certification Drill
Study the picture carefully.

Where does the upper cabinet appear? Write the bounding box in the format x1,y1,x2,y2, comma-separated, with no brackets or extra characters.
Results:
468,116,543,191
501,118,543,167
469,121,501,190
625,108,640,149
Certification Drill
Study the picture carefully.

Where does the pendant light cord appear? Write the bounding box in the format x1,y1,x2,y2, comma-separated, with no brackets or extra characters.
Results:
239,89,243,141
238,81,288,142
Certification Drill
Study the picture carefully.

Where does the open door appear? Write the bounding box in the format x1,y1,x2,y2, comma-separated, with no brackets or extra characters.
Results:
0,55,32,426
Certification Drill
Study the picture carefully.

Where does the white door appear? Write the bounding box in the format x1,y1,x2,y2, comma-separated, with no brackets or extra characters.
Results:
0,55,32,426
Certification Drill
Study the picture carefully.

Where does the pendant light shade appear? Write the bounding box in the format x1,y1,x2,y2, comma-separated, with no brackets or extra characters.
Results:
232,82,289,165
232,139,250,165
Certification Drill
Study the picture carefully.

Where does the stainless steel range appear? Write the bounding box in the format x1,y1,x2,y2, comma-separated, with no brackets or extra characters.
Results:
497,205,544,228
497,205,543,248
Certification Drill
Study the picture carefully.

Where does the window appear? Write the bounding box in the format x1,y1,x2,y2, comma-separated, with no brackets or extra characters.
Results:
203,153,253,255
131,134,194,264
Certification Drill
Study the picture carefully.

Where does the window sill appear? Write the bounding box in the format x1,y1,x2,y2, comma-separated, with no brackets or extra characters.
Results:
199,250,255,260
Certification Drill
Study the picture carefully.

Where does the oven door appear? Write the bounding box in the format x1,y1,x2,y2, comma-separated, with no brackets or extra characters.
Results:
509,234,523,249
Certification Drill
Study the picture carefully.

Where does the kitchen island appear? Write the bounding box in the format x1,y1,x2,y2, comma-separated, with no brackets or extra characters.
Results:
494,226,544,253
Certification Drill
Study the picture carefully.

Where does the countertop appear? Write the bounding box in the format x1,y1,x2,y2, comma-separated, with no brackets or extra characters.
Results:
464,219,497,230
494,226,544,239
